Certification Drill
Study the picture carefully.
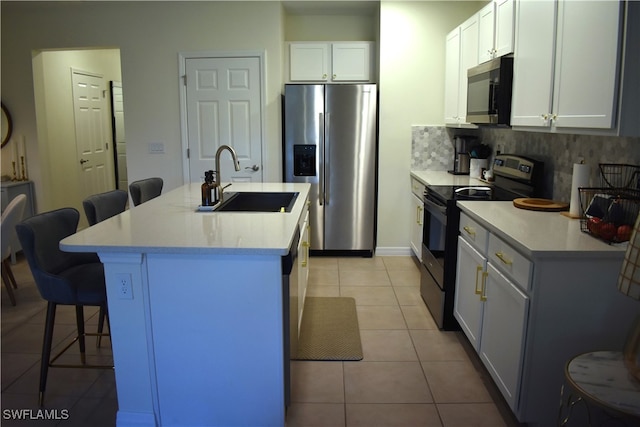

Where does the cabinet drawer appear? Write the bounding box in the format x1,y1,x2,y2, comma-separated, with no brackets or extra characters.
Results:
488,234,532,291
411,177,425,199
459,212,489,253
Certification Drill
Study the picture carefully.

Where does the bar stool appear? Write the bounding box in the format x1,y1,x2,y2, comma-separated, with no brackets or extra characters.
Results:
129,177,163,206
16,208,112,405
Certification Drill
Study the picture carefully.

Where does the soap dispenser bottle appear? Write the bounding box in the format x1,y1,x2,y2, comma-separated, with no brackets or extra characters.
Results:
201,170,215,206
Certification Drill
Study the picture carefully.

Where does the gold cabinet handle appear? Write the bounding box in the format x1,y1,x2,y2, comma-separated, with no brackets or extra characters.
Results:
495,251,512,265
332,74,337,79
302,241,310,267
474,265,483,295
416,206,423,225
463,226,475,237
480,271,488,301
322,74,327,79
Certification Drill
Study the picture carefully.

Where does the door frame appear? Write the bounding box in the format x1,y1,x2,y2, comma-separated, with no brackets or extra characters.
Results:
178,50,266,184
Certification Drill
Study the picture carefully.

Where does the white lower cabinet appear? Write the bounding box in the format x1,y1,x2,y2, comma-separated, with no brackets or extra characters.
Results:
479,262,529,410
297,208,310,334
455,212,530,413
410,178,425,261
454,237,486,351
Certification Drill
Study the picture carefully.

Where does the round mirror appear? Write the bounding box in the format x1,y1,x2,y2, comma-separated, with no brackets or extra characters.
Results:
1,103,12,148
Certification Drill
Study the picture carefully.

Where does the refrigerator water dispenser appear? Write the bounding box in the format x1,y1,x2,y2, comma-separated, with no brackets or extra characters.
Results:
293,145,316,176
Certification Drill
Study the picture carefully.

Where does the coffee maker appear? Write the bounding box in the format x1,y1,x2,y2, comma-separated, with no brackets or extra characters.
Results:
448,136,474,175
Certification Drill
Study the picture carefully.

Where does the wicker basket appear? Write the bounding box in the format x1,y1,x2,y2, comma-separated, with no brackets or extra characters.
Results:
579,187,640,244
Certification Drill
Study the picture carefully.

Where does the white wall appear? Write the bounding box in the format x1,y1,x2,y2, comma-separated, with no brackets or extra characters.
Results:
377,1,483,253
32,49,121,216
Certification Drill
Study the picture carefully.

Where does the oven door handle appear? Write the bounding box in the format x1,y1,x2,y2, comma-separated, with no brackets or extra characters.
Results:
423,196,447,216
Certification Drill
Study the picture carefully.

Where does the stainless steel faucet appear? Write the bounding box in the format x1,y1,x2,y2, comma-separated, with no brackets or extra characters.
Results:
215,145,241,202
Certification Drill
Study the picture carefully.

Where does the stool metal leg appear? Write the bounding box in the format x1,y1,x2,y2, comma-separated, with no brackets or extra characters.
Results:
75,305,86,364
39,302,57,406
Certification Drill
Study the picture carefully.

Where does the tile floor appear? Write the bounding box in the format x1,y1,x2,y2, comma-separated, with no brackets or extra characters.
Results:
1,254,523,426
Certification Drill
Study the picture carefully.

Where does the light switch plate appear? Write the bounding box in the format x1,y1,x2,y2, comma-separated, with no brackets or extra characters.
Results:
149,142,165,154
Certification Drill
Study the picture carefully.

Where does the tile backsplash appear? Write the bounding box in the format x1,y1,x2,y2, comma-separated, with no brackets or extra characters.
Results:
411,125,640,201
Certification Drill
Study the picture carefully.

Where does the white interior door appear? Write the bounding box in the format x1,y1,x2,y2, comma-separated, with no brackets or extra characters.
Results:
72,70,111,199
185,56,263,184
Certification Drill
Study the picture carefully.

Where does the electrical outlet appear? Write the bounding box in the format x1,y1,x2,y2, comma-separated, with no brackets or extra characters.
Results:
116,273,133,300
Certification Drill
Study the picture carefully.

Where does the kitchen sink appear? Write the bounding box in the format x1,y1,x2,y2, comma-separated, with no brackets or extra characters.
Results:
215,192,299,212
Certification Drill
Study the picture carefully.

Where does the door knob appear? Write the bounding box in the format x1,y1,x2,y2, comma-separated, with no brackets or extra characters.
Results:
245,165,260,172
79,159,89,164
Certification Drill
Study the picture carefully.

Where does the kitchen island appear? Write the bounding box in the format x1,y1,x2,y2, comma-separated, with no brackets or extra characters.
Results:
60,182,311,427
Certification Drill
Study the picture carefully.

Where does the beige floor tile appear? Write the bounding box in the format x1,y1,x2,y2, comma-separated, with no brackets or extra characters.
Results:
285,403,345,427
344,361,433,403
381,256,419,271
338,257,386,271
356,306,406,330
388,269,421,287
410,330,468,361
305,284,340,298
360,330,418,362
340,286,398,306
437,403,508,427
309,257,339,270
421,361,493,403
308,269,339,286
340,270,391,287
291,361,344,403
401,305,438,330
346,403,442,427
392,286,422,306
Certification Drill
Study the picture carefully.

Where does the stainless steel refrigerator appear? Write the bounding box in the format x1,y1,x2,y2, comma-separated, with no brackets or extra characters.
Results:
283,84,377,256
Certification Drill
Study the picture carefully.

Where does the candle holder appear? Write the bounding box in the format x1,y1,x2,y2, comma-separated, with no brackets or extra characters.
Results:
20,156,27,181
11,161,18,181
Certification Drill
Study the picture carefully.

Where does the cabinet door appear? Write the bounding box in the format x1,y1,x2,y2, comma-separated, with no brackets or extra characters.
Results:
552,0,621,129
478,2,496,64
444,28,462,124
410,193,423,261
510,0,556,127
479,262,529,411
459,14,480,123
331,43,371,81
298,213,310,333
290,43,329,81
454,237,487,351
494,0,515,57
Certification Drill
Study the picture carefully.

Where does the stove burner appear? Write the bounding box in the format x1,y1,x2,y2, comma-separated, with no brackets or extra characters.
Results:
454,186,493,199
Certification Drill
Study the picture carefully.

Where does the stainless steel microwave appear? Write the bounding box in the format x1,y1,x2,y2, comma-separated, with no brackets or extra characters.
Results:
466,56,514,125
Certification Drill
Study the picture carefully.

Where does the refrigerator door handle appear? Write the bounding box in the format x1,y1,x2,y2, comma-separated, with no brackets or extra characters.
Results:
324,112,330,205
319,112,325,206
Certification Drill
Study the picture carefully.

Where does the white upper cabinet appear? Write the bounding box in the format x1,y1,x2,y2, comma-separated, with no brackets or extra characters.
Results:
494,0,515,58
331,43,372,82
478,2,496,64
289,42,374,83
289,43,329,81
444,14,479,125
459,14,480,124
444,28,462,124
479,0,515,64
511,0,623,131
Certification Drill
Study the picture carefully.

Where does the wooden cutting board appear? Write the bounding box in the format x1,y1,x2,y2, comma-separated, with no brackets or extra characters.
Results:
513,198,569,212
